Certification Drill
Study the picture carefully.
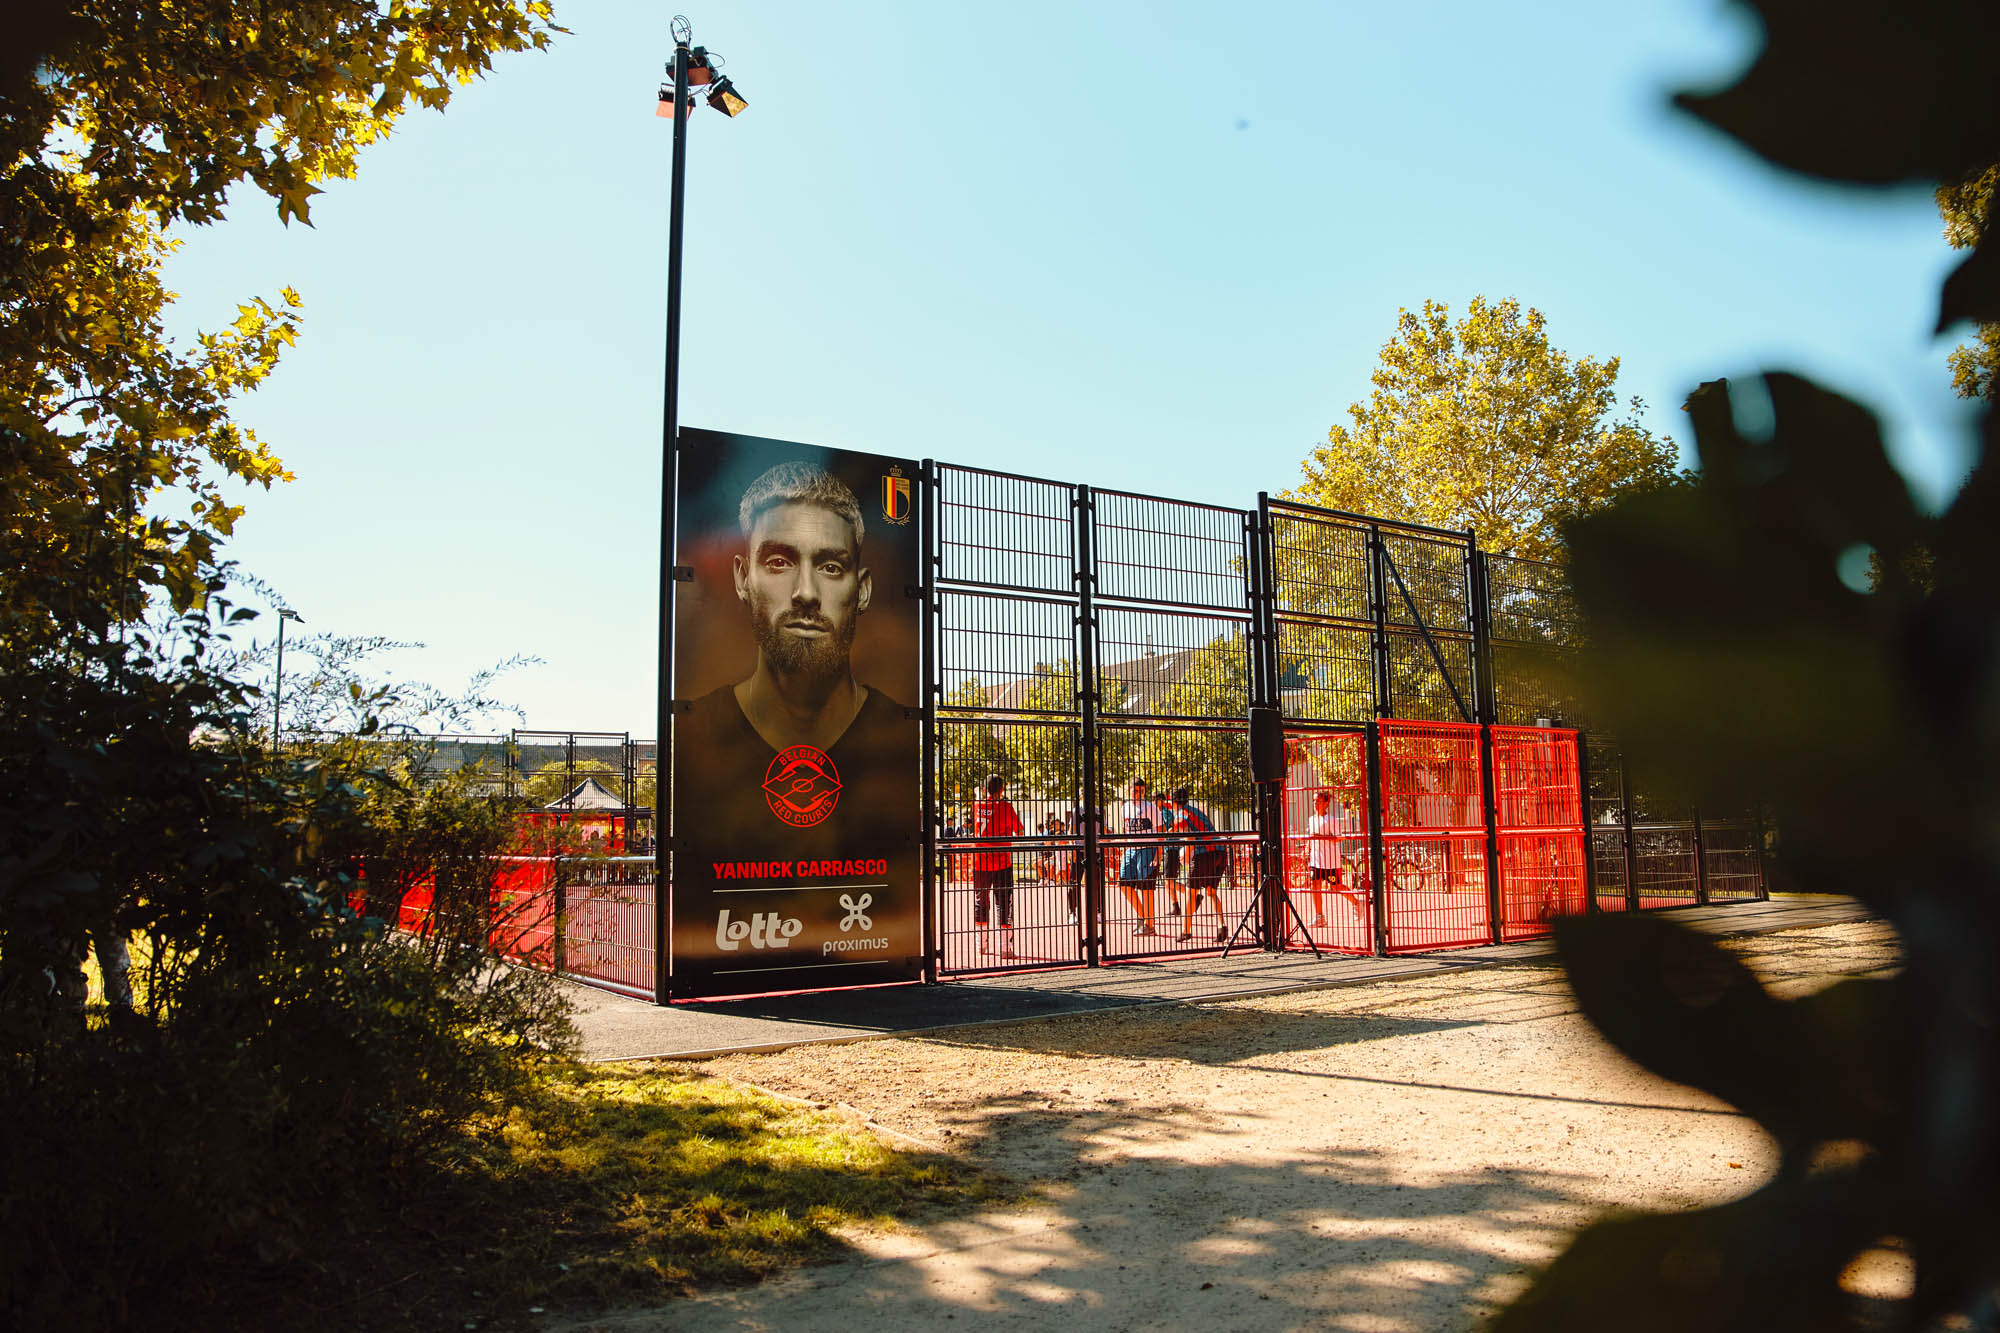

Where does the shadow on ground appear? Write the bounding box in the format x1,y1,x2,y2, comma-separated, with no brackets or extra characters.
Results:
925,966,1571,1065
552,1092,1597,1331
547,921,1903,1330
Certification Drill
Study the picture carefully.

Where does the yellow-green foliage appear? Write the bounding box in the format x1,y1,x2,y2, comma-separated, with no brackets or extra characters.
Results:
3,2,563,642
1938,164,1999,400
425,1063,1012,1315
1293,296,1681,561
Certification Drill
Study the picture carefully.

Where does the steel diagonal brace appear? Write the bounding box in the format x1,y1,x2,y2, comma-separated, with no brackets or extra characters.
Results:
1381,547,1473,723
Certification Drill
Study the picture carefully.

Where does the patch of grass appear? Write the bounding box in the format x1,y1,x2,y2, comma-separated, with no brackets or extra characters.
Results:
185,1060,1017,1330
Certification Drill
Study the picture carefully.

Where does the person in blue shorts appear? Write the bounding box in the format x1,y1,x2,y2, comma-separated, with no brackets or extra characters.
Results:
1117,777,1160,936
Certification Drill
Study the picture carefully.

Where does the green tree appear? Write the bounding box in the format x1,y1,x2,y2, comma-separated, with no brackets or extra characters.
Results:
1003,664,1079,807
1149,631,1254,813
1087,673,1144,809
2,14,575,1319
521,756,617,807
1287,732,1366,794
1939,164,1998,399
1,2,562,647
1293,297,1681,561
936,682,1014,815
987,663,1143,811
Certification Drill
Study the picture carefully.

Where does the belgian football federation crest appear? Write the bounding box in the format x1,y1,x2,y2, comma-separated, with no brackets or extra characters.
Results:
762,745,842,827
881,466,912,525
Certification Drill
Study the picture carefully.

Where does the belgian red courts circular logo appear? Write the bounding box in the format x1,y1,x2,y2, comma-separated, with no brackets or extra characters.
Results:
762,745,842,827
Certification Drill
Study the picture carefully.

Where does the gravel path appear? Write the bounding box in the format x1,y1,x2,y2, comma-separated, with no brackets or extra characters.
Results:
555,921,1901,1332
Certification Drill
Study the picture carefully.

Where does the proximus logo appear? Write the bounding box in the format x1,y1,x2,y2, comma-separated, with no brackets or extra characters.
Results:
715,909,803,952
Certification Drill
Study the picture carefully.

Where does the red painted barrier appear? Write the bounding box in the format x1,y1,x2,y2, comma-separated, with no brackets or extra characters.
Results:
1281,731,1373,955
1379,720,1491,952
1490,726,1587,941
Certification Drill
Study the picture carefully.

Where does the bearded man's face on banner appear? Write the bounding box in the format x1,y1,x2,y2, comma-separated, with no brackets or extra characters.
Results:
734,501,873,682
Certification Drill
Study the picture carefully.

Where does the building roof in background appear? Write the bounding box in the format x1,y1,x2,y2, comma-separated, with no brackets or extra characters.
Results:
546,777,629,811
981,645,1211,717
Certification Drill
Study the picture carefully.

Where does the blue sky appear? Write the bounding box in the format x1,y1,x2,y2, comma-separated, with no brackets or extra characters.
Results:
160,0,1980,735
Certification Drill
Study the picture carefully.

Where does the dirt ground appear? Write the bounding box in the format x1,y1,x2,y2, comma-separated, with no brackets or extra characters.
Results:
555,921,1903,1332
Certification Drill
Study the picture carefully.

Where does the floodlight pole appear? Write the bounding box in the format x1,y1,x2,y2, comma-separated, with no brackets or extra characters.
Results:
656,27,692,1006
272,608,302,749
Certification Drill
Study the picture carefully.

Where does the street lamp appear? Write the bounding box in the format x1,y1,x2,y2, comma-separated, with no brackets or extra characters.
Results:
272,607,304,749
657,14,748,1003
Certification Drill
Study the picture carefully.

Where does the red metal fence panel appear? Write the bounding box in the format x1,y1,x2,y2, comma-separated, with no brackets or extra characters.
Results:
1378,720,1491,952
1490,726,1588,941
1281,731,1373,954
937,838,1090,972
1496,831,1586,940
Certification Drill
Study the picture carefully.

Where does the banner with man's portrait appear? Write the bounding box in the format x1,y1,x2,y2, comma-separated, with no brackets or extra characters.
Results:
670,428,922,998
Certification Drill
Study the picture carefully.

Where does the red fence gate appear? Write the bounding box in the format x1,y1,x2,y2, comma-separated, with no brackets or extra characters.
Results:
1272,720,1592,956
1281,730,1373,955
1491,725,1587,941
1378,720,1493,952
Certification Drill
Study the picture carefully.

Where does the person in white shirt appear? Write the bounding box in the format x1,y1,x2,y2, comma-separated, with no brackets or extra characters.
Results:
1306,788,1373,936
1305,789,1341,930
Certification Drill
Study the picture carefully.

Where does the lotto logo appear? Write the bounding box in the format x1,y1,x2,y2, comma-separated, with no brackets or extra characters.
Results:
715,909,803,952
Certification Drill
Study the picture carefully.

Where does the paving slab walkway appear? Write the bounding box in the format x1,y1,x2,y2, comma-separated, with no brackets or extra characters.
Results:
569,895,1873,1062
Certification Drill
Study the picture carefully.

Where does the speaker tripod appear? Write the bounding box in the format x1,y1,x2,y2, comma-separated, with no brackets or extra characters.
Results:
1227,708,1320,958
1221,871,1320,958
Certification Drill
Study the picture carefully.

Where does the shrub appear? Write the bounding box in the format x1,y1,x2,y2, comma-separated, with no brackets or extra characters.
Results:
0,604,573,1326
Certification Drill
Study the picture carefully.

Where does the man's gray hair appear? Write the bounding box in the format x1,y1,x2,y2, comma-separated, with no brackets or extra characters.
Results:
739,461,866,548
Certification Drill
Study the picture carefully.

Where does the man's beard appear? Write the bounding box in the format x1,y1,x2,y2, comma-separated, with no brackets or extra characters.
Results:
752,598,858,685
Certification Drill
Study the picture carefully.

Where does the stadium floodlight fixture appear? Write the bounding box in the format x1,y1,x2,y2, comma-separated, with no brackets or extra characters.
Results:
706,77,747,117
687,47,719,86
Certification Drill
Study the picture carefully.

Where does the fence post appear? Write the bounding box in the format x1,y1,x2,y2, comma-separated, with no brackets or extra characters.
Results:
1479,723,1504,944
1364,529,1393,957
1692,805,1711,906
1470,547,1498,727
547,843,567,977
1077,483,1103,968
655,427,678,1004
1576,729,1599,913
920,459,940,984
1470,544,1507,938
1364,719,1390,956
1367,524,1393,718
1753,804,1772,900
1251,497,1275,715
1251,501,1282,951
1619,754,1641,914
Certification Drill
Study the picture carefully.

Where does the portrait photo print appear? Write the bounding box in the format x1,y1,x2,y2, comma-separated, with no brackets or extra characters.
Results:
670,428,922,998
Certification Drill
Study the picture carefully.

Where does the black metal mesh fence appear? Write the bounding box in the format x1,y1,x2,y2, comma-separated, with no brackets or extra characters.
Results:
359,465,1777,1006
1385,629,1476,722
933,466,1090,974
938,466,1076,593
1087,491,1258,961
1093,490,1252,612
